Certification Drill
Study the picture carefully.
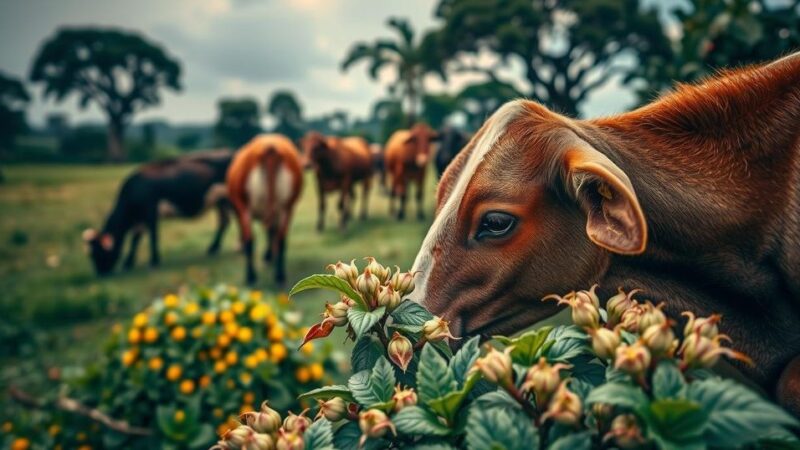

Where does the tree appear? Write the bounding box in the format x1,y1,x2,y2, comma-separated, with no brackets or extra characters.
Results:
371,98,406,143
0,72,30,181
267,90,304,142
456,80,522,130
214,98,261,148
342,17,447,122
434,0,670,117
29,27,182,161
421,93,459,129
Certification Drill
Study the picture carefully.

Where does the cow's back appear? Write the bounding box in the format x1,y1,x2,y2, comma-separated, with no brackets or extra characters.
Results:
341,136,374,178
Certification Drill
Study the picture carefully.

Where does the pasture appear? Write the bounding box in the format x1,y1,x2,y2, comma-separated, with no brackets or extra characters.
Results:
0,163,435,372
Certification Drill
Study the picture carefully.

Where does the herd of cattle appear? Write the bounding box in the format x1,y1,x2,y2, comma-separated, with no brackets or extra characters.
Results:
82,124,469,285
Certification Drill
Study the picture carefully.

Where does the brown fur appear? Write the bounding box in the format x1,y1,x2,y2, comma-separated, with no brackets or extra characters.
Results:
424,54,800,414
385,123,438,220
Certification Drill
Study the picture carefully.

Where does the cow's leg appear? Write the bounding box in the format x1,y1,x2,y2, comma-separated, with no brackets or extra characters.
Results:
123,228,143,270
777,354,800,418
317,182,326,232
146,207,160,267
416,172,426,221
233,205,256,285
396,177,407,221
273,211,294,287
360,178,371,220
264,222,276,263
339,178,352,231
207,200,230,255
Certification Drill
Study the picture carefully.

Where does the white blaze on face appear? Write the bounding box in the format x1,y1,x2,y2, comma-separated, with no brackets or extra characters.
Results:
407,100,526,306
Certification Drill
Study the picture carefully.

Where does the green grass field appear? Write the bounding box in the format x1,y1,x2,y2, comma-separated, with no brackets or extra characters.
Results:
0,163,436,371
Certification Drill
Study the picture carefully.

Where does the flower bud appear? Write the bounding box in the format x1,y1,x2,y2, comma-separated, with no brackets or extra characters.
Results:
522,357,571,408
614,342,651,377
317,397,348,422
606,288,638,326
327,259,359,287
619,302,645,333
282,410,312,434
251,433,275,450
587,327,621,360
576,285,600,309
390,268,416,296
641,322,676,356
358,409,396,447
392,386,417,412
638,302,667,331
324,299,352,327
376,285,401,311
543,291,600,329
679,331,752,370
356,268,380,306
541,381,582,426
472,346,514,387
605,414,646,449
241,401,282,434
591,402,614,421
364,257,390,284
223,425,255,448
387,332,413,372
276,430,304,450
681,311,721,339
422,316,458,342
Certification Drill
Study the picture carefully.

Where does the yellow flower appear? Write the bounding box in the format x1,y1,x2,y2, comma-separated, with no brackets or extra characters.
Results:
183,302,199,315
295,366,311,383
270,343,287,362
11,438,31,450
202,311,217,325
225,351,238,366
217,334,231,348
209,347,223,360
212,408,224,418
232,301,246,315
309,363,324,380
254,348,269,362
244,354,259,369
191,326,203,339
265,314,278,327
249,304,268,321
77,446,92,450
49,424,61,435
164,311,178,326
239,403,254,415
239,371,253,385
127,328,141,344
179,379,195,395
214,360,227,374
301,342,314,355
174,409,186,423
171,326,187,341
148,357,164,371
2,421,12,433
278,292,289,305
250,290,263,301
216,423,230,437
243,391,256,404
164,294,179,308
225,322,239,338
166,364,182,381
143,327,159,343
268,325,284,341
237,327,253,343
199,375,212,388
122,349,139,366
133,312,148,328
220,310,235,324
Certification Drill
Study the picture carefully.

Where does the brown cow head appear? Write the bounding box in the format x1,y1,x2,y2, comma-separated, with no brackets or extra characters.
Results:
300,131,329,169
405,123,439,168
83,228,119,275
407,100,647,339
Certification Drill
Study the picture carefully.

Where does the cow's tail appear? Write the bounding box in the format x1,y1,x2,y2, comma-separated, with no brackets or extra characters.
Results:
260,145,280,229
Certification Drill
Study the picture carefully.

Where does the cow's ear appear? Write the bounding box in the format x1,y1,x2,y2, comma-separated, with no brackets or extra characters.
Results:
82,228,97,242
563,143,647,255
100,233,114,251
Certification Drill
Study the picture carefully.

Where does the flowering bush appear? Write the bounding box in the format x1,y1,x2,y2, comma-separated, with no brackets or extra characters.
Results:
2,285,339,450
212,259,799,450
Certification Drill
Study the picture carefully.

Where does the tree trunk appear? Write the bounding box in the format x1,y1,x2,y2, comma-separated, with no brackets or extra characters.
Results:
107,117,126,163
405,77,417,126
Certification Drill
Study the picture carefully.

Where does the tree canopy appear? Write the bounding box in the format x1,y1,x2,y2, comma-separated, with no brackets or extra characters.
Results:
29,27,182,161
0,72,30,152
215,98,262,149
267,90,305,142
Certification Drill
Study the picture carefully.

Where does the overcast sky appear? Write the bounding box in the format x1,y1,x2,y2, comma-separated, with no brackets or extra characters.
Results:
0,0,639,127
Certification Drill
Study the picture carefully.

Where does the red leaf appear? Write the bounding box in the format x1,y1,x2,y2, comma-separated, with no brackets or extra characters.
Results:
299,320,334,349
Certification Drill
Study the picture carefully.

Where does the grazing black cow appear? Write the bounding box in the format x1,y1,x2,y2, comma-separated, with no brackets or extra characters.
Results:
434,126,469,177
83,150,233,275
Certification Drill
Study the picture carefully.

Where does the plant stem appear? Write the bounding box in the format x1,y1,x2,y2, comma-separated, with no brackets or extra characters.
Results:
503,382,538,419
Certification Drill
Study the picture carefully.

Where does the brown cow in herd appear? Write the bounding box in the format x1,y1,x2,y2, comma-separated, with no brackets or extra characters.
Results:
301,131,374,231
408,53,800,415
227,134,303,286
384,123,438,220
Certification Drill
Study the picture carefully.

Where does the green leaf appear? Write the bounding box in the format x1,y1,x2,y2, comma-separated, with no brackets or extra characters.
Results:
304,419,335,450
585,383,649,412
417,344,457,403
427,371,481,421
430,339,454,358
465,406,539,450
391,300,434,326
687,378,799,447
388,323,424,334
347,357,395,408
494,326,552,366
449,336,480,385
187,424,216,449
333,421,387,450
652,360,686,399
405,443,458,450
643,398,708,450
297,385,355,403
475,390,521,411
352,335,384,373
289,274,366,309
347,306,386,339
547,431,592,450
543,325,589,362
393,406,452,436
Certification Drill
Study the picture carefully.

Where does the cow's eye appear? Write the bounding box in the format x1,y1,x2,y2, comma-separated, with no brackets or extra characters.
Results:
476,211,517,240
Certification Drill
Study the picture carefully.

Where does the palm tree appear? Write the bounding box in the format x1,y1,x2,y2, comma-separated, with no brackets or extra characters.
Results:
342,17,446,123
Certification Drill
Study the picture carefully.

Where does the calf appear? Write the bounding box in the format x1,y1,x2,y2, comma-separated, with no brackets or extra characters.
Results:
434,126,469,178
301,131,374,231
384,123,438,220
227,134,303,286
83,150,232,275
408,54,800,415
